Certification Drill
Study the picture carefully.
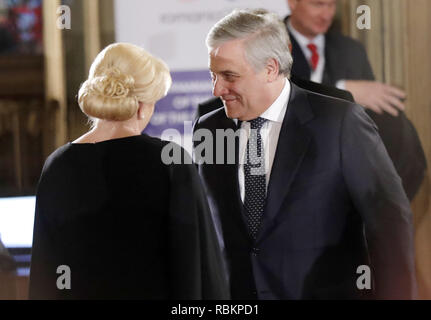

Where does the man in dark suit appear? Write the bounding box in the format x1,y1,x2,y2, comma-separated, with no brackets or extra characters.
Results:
193,9,416,300
286,0,426,200
197,1,426,201
286,0,404,115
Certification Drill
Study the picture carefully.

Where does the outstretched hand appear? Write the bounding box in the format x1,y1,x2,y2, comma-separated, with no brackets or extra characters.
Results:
345,80,406,116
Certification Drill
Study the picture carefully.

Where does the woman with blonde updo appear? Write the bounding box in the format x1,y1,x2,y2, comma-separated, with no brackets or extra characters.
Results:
29,43,229,300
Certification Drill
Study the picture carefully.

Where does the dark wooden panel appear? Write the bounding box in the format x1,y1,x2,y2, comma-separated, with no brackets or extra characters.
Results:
0,55,44,98
0,99,46,196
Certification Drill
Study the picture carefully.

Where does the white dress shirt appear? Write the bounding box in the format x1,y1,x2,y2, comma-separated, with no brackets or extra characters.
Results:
238,79,291,202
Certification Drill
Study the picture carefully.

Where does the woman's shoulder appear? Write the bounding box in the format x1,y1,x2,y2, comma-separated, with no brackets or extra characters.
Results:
109,133,167,151
36,143,77,192
41,135,193,175
137,134,168,149
43,143,74,169
122,135,177,161
67,134,165,155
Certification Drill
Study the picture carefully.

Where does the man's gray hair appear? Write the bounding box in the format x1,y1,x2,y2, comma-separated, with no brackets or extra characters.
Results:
206,8,293,77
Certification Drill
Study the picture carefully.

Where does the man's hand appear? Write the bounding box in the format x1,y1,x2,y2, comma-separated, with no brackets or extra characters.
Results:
345,80,406,116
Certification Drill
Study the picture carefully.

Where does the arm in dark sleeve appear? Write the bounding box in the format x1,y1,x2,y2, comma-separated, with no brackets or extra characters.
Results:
366,111,427,201
167,150,230,300
326,33,375,82
347,38,426,201
341,104,417,299
357,43,375,81
29,185,60,299
344,37,375,81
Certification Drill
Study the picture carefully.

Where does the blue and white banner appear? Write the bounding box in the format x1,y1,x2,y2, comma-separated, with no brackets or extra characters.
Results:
146,70,213,137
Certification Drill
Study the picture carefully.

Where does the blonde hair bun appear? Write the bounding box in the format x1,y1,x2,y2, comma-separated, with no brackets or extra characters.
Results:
91,67,135,100
78,43,172,122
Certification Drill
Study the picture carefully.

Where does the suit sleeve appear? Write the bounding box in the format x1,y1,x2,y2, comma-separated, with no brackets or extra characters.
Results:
327,34,375,82
340,104,417,299
356,42,375,81
167,151,230,300
340,36,375,81
29,170,61,300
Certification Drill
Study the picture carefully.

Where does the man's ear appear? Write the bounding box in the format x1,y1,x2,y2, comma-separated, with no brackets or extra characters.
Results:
266,58,280,82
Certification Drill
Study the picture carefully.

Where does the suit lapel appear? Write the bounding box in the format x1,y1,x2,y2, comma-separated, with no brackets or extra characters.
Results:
257,83,314,243
288,31,312,81
208,115,251,243
283,16,311,81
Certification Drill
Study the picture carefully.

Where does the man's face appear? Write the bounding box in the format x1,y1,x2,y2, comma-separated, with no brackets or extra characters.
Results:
288,0,337,39
209,39,269,121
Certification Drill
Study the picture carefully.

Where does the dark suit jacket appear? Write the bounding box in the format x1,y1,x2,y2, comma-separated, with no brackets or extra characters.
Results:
193,82,416,300
286,17,427,201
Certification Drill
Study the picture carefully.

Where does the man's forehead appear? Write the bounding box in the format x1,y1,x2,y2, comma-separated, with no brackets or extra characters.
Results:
209,55,234,72
307,0,337,5
208,40,247,71
295,0,337,5
210,38,247,56
209,52,244,73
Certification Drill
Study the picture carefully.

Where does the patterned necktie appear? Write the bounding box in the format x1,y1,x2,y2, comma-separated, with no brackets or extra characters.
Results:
244,117,267,240
307,43,319,71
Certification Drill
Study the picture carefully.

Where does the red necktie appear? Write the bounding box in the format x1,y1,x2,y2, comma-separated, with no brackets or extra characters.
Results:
307,43,319,71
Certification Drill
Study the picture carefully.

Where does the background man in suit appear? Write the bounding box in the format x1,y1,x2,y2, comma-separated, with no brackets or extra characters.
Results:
193,9,416,300
287,0,404,116
286,0,427,200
